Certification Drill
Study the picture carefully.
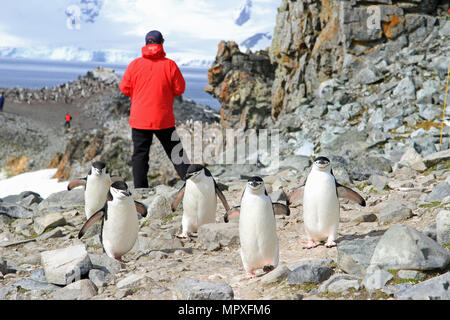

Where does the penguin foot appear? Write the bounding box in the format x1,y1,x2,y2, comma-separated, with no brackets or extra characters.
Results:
263,265,275,273
302,240,319,249
176,232,190,239
325,240,336,248
114,257,126,263
244,271,256,279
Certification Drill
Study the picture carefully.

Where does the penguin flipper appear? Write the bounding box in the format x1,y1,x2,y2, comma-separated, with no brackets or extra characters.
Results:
78,209,105,239
171,183,186,212
272,202,290,216
224,206,240,223
134,201,148,217
67,178,87,190
336,184,366,207
287,186,304,205
214,181,230,212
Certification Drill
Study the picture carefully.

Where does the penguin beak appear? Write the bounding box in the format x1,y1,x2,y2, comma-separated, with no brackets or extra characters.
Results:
120,190,131,197
249,181,261,188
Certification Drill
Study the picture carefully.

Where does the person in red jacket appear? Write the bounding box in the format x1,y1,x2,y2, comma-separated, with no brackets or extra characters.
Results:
64,112,72,128
120,30,190,188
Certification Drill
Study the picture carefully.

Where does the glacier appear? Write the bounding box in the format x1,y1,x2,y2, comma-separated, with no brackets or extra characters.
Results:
0,46,214,68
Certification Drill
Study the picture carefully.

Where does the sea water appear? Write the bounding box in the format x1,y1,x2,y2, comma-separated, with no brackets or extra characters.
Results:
0,57,220,110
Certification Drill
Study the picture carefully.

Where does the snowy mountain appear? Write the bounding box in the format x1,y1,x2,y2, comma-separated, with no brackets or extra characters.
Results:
240,32,272,52
0,46,213,68
234,0,276,52
1,0,279,66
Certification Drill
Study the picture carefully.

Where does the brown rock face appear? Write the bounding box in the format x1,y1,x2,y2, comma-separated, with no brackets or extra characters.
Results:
52,132,104,181
205,41,275,129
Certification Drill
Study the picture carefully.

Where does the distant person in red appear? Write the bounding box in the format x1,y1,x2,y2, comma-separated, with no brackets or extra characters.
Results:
0,92,4,112
119,30,190,188
65,112,72,128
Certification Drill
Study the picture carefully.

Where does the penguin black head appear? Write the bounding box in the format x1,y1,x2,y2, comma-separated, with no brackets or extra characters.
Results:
185,164,208,180
313,156,331,170
247,176,265,191
92,161,106,175
110,181,131,199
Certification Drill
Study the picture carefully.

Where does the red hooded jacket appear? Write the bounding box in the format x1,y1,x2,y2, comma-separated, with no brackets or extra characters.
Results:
119,44,185,130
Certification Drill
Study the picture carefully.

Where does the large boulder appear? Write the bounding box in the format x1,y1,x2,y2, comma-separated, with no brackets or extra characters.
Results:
369,225,450,271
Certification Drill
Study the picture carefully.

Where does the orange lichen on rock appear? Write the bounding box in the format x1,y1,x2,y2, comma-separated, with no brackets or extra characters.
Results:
382,15,403,39
48,154,62,169
6,156,29,176
312,19,340,57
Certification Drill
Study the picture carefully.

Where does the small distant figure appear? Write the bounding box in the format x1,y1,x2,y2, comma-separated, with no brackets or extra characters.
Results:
0,92,5,112
65,112,72,128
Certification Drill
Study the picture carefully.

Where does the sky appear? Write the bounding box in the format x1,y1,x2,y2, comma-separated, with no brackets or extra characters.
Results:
0,0,281,63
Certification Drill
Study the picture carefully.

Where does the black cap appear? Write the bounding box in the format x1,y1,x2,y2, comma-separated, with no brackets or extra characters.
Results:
145,30,164,44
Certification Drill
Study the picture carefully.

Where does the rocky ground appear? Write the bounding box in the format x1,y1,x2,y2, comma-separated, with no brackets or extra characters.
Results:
1,0,450,302
0,147,449,300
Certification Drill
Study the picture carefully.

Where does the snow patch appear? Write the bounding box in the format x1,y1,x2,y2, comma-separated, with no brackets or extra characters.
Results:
0,169,69,199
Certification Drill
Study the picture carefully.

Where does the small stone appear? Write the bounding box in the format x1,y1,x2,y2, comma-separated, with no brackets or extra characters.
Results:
318,274,361,293
362,269,393,292
378,203,413,225
52,279,98,300
12,278,60,292
174,278,234,300
198,223,240,250
397,270,427,281
89,269,110,288
145,195,171,219
116,274,144,289
425,183,450,203
337,237,381,277
436,210,450,246
261,265,291,284
327,279,360,293
286,264,333,285
34,212,67,235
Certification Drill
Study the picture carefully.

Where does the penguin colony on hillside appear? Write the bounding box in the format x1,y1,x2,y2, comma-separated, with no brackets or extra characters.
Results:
68,157,366,277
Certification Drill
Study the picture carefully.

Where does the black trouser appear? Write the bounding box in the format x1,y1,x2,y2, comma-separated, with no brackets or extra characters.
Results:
131,127,190,188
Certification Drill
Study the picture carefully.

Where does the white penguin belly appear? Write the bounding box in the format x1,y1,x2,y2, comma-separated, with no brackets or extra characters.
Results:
303,172,339,241
182,179,217,233
85,176,110,219
102,199,138,259
239,193,278,270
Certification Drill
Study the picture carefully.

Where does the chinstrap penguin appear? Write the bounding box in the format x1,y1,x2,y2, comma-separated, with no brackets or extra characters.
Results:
68,161,123,220
78,181,147,262
288,156,366,249
171,164,230,238
224,176,290,278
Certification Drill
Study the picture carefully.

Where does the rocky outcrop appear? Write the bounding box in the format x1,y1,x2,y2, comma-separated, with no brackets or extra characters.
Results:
205,41,275,129
204,1,449,182
269,0,449,119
